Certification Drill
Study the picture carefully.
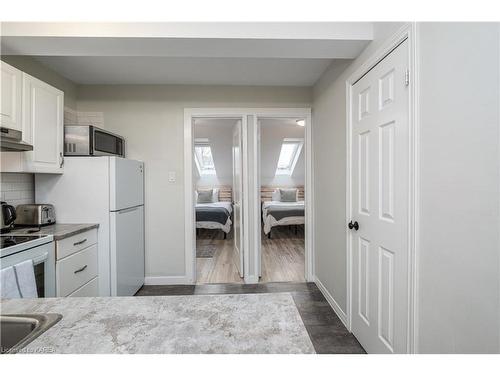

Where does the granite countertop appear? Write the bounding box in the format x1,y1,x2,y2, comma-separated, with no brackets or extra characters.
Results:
11,223,99,241
1,294,315,354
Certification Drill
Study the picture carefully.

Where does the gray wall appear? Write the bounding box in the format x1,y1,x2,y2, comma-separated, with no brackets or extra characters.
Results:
416,23,500,353
76,85,312,281
1,55,78,109
312,22,405,316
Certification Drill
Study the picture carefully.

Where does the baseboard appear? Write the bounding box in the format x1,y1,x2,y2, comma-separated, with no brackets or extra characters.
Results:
144,276,192,285
314,276,349,329
245,275,259,284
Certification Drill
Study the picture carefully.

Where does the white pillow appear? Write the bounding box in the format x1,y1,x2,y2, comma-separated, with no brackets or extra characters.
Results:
271,189,280,202
212,188,220,202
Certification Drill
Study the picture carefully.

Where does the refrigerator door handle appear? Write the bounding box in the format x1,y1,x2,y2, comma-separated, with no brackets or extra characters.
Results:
117,205,142,214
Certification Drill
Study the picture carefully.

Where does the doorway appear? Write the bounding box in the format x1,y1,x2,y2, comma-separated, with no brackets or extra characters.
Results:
191,117,246,284
184,108,312,284
257,117,306,282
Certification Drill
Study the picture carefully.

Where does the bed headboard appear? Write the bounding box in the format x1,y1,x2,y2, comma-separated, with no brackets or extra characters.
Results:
197,186,233,202
261,186,305,202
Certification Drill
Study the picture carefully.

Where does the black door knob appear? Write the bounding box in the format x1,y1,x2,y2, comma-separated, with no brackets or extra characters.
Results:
348,221,359,231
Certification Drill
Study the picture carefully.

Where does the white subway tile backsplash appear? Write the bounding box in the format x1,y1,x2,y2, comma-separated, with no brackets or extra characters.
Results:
0,172,35,207
64,108,104,128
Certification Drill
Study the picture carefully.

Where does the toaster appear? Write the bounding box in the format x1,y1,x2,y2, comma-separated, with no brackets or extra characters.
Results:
15,204,56,226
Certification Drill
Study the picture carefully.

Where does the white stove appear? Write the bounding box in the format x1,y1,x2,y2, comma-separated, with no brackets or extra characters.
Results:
0,234,53,257
1,234,55,297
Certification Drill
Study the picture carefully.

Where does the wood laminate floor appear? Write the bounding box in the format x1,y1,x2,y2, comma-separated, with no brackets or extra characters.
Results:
196,229,242,284
196,226,305,284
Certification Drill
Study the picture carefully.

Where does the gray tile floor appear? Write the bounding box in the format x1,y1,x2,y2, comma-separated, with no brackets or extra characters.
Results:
135,282,366,354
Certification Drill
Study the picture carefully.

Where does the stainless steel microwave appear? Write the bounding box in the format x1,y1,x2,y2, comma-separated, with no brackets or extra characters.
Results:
64,125,125,157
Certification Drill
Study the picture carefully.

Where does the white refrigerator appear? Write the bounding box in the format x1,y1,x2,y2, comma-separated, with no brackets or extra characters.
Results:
36,156,145,296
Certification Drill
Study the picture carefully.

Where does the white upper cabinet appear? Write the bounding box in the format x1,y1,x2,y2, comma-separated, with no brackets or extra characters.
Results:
1,70,64,174
22,73,64,173
0,61,23,131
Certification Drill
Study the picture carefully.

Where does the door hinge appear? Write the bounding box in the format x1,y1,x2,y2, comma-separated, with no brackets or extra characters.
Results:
405,69,410,86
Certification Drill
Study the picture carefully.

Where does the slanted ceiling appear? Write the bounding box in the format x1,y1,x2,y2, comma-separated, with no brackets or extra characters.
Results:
193,118,305,188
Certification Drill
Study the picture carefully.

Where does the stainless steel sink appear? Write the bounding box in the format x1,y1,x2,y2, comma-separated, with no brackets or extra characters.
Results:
1,314,62,354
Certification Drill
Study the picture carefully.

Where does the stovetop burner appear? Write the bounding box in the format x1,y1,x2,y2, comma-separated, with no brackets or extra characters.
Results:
0,235,47,249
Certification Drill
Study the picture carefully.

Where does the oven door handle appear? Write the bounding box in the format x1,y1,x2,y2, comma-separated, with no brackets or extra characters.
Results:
32,252,48,265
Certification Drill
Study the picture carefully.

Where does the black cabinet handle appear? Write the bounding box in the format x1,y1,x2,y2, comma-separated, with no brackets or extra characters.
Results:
73,239,87,246
348,221,359,231
74,265,88,274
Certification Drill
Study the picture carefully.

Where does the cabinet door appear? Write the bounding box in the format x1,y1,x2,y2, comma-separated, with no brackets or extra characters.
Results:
23,73,64,173
0,61,22,131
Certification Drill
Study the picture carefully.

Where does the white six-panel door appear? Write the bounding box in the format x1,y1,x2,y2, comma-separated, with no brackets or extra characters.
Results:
351,39,409,353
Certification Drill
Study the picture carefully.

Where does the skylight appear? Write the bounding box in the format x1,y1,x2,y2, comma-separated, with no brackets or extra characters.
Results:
194,139,216,175
276,138,303,176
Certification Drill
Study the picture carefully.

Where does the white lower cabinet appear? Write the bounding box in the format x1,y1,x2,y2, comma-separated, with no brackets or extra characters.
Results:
68,277,99,297
55,229,99,297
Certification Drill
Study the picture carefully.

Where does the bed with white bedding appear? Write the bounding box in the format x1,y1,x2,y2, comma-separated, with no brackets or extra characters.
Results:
196,201,233,235
262,200,305,236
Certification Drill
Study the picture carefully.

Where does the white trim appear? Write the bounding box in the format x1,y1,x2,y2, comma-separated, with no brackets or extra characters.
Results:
185,107,313,285
252,108,314,282
144,276,191,285
345,23,419,354
184,110,195,284
185,109,249,283
315,276,348,328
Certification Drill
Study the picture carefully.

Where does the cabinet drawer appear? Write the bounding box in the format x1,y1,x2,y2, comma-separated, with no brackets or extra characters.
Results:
57,244,98,297
68,277,99,297
56,229,97,260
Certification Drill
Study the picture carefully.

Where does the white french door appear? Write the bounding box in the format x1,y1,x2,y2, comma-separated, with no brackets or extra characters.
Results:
350,39,410,353
232,120,244,277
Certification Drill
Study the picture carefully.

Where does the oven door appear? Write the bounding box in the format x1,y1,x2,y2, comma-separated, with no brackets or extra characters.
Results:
92,127,125,157
1,242,56,298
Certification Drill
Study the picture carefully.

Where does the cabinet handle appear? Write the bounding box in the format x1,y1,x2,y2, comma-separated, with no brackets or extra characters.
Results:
74,265,87,274
73,238,87,246
59,152,64,168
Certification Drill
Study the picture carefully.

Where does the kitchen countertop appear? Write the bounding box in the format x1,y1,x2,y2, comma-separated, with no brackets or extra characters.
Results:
0,294,316,354
10,223,99,241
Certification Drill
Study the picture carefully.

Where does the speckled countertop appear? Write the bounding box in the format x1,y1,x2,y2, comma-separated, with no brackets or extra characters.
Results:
1,294,315,354
10,223,99,241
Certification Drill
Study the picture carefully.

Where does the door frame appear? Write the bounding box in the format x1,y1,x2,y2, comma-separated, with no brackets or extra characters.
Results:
253,109,314,282
184,109,249,283
184,107,313,284
345,23,420,353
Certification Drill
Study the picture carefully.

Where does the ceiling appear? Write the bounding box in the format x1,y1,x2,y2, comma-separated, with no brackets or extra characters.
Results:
1,22,373,86
33,56,337,86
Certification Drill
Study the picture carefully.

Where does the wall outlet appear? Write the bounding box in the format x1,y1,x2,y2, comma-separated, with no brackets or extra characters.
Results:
168,171,176,183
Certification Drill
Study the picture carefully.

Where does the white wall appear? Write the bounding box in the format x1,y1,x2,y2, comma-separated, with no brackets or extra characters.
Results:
76,85,312,281
416,23,500,354
312,22,405,317
260,119,305,187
